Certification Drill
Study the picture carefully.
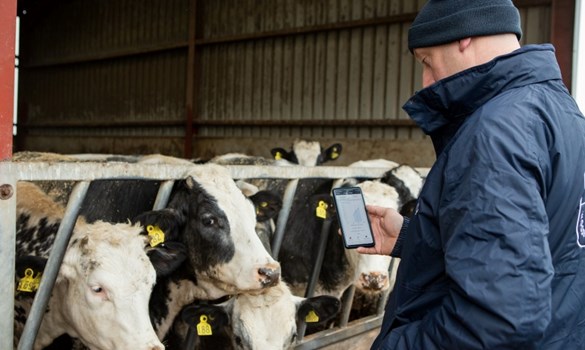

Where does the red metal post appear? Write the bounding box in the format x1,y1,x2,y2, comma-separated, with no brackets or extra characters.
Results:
0,0,16,160
551,0,575,92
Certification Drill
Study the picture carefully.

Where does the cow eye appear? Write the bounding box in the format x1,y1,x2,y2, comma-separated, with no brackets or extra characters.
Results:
202,216,216,226
89,285,109,300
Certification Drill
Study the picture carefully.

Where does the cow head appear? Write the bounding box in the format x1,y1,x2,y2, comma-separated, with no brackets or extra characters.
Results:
178,281,341,349
135,164,281,299
15,221,175,350
271,139,343,166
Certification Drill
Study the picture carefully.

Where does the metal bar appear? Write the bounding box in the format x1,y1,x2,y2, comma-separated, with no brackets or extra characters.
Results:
153,180,175,210
21,118,417,128
339,285,356,328
18,181,90,350
294,315,383,350
0,162,393,181
0,0,16,160
0,175,16,350
271,179,299,258
305,219,333,298
297,218,334,340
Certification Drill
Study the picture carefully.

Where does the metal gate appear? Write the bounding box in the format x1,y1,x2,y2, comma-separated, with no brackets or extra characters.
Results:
0,159,411,349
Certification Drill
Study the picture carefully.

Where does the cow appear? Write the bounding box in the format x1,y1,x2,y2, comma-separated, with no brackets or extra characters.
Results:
15,153,283,349
14,181,184,350
210,139,343,195
69,156,281,299
277,179,402,299
165,280,341,349
335,159,425,217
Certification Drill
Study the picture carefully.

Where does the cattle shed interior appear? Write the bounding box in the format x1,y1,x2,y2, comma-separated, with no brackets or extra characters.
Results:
6,0,571,167
0,0,577,349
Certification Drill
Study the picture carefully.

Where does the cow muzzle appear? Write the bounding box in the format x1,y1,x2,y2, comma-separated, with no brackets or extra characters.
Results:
359,272,388,291
258,264,281,287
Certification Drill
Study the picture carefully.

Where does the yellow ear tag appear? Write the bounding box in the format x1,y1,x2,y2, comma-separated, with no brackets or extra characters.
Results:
316,201,328,219
331,148,339,159
17,268,41,293
147,225,165,247
197,315,213,336
305,310,320,323
260,201,268,207
274,152,282,160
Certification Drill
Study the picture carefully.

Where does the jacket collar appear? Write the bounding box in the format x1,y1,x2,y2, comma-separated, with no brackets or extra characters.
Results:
402,44,562,135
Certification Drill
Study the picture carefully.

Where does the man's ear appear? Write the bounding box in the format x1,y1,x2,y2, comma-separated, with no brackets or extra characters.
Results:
459,37,472,51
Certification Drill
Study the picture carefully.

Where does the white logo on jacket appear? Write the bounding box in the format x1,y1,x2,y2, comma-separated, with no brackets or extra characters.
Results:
577,173,585,248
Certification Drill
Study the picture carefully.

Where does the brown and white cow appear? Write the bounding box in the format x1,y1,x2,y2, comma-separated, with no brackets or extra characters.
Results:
15,181,182,350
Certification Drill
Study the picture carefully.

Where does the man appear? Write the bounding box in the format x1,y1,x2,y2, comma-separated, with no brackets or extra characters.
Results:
358,1,585,349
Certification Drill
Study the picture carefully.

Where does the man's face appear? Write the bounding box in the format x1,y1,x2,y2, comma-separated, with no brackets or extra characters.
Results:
414,41,469,88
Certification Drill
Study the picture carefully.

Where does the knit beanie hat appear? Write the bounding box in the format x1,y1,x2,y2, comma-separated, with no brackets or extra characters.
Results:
408,0,522,52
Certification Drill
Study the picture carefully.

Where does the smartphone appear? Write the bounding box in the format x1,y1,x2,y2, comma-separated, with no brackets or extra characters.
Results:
332,186,375,249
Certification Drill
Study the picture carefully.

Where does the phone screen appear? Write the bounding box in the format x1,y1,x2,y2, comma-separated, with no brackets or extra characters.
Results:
332,187,375,248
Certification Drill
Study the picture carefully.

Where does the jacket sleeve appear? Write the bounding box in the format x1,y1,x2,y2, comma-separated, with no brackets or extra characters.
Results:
390,217,409,258
383,109,553,349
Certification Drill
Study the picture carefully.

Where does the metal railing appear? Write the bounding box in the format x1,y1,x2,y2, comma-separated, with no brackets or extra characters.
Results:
0,160,416,350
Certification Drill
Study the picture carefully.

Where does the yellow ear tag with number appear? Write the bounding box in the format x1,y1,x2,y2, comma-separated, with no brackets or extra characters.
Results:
17,268,41,293
274,151,282,160
197,315,213,336
331,147,339,159
316,201,328,219
147,225,165,247
305,310,320,323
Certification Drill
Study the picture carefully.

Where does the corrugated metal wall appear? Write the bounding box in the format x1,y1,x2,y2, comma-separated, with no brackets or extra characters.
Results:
196,0,425,142
15,0,553,165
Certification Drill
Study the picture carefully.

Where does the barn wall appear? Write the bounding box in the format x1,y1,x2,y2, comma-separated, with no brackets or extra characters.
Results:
16,0,553,167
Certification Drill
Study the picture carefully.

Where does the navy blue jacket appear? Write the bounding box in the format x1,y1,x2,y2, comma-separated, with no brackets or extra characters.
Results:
372,44,585,349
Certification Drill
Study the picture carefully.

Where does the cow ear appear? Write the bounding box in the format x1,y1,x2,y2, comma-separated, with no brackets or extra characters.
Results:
295,295,341,326
186,175,196,189
271,147,295,163
15,256,48,296
321,143,342,163
235,180,259,197
147,241,187,277
249,190,282,222
310,193,334,220
181,303,231,330
132,208,184,242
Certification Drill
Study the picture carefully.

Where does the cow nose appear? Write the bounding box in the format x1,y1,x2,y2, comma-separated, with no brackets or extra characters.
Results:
360,272,388,291
258,266,281,287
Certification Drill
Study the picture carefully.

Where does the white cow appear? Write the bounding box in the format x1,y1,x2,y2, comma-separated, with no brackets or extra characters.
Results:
15,181,172,350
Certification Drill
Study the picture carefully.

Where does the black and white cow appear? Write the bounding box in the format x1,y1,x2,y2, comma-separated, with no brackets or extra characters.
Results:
166,280,341,350
210,139,343,195
336,159,425,217
276,179,402,299
48,156,280,346
75,156,281,299
14,181,183,350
